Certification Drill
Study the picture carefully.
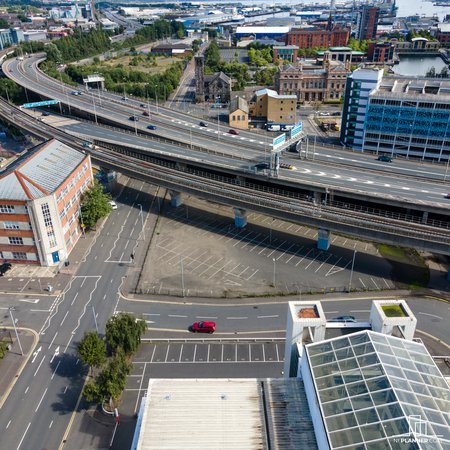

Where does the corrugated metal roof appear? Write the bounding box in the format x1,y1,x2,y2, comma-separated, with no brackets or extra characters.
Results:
137,378,265,450
0,139,85,201
236,26,290,34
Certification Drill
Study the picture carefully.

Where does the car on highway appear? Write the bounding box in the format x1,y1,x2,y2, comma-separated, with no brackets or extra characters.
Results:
228,129,239,135
328,316,356,323
108,201,118,210
254,162,269,171
142,111,149,116
280,163,297,170
147,124,157,130
122,96,129,101
129,116,139,122
199,121,208,127
71,90,79,95
0,262,12,276
190,321,216,333
319,112,330,116
140,104,145,108
42,112,50,116
377,155,392,162
445,193,450,199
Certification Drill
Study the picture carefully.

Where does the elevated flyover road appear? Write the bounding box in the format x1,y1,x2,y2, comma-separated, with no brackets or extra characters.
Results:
0,98,449,253
43,117,450,208
3,55,274,153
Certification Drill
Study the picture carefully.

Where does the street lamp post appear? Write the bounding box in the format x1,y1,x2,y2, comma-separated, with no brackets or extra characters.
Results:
137,204,145,241
272,258,276,286
216,96,221,140
92,305,99,333
348,250,357,292
154,85,159,114
180,256,185,296
444,157,450,183
9,307,23,356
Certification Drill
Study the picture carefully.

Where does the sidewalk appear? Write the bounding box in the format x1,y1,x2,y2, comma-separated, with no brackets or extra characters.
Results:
0,327,38,409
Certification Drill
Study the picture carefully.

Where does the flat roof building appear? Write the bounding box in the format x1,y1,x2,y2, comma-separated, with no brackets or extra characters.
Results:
363,77,450,161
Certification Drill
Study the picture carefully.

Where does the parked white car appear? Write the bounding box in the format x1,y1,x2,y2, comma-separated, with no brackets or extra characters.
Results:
109,201,118,210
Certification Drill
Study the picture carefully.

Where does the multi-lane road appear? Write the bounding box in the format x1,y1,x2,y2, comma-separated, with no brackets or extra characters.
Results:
0,177,448,449
4,55,450,209
0,179,155,450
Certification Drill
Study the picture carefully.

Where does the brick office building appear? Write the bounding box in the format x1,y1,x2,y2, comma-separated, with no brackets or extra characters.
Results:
0,139,93,266
285,26,350,49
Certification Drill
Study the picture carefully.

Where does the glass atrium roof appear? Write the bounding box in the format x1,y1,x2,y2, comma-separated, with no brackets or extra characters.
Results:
305,331,450,450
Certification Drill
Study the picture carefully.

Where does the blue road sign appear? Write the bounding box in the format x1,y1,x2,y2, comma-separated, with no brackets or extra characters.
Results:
272,134,286,149
21,100,59,109
290,122,303,139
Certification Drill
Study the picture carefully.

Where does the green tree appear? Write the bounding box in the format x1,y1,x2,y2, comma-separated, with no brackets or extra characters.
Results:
0,341,8,359
204,40,221,72
78,331,107,374
83,350,131,404
80,179,112,230
105,313,147,355
0,18,9,28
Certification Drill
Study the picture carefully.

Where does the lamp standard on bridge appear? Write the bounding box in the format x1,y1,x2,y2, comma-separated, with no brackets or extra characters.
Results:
153,84,159,114
444,156,450,183
216,95,221,141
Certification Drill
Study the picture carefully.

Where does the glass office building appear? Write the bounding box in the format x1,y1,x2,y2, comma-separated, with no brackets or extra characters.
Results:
363,78,450,162
302,330,450,449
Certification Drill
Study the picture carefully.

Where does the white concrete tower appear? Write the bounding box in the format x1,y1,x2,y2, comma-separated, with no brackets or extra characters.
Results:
283,301,326,378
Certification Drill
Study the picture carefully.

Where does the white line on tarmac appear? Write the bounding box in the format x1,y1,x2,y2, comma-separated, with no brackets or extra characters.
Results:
226,316,248,320
34,355,46,377
49,420,53,429
51,360,61,380
168,314,187,318
418,312,442,320
49,332,58,349
35,388,48,412
6,419,11,429
196,316,218,319
60,311,69,326
17,422,31,450
257,315,279,319
24,386,29,394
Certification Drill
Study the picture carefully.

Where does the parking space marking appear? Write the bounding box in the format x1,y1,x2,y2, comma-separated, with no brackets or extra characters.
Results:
314,254,333,273
359,278,367,289
371,277,380,289
304,252,323,270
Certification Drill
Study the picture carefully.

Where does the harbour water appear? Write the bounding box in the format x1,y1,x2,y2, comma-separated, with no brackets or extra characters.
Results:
392,55,448,76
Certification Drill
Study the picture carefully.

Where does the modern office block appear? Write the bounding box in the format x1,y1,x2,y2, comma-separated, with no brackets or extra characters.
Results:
363,77,450,161
340,68,384,149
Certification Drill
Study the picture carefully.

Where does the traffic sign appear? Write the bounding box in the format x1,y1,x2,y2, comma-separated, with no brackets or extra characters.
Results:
290,122,303,139
21,100,59,109
272,134,286,149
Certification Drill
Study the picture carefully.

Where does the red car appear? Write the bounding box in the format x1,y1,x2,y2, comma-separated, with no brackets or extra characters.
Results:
142,111,149,116
229,129,239,135
191,321,216,333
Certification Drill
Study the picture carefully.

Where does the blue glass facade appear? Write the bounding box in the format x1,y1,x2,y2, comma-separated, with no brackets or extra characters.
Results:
363,97,450,161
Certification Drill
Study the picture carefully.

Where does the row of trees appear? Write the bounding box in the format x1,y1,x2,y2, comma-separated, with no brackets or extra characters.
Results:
78,313,147,405
204,41,250,90
65,59,184,101
120,19,185,49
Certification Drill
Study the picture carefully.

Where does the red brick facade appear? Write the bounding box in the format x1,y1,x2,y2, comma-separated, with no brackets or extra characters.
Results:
286,27,350,49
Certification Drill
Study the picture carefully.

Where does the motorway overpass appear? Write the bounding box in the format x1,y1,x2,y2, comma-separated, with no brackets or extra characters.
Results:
0,98,449,254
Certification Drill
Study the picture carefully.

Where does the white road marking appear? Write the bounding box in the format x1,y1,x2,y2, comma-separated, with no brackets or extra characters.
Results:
17,422,31,450
24,386,29,394
49,420,53,429
51,360,61,380
6,419,11,429
35,388,48,412
226,316,248,320
257,315,279,319
19,299,39,304
418,312,441,320
49,332,58,349
168,314,187,318
34,355,46,377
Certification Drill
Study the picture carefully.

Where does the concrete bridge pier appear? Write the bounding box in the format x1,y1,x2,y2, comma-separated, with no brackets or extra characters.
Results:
234,208,247,228
317,228,330,250
169,190,183,207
